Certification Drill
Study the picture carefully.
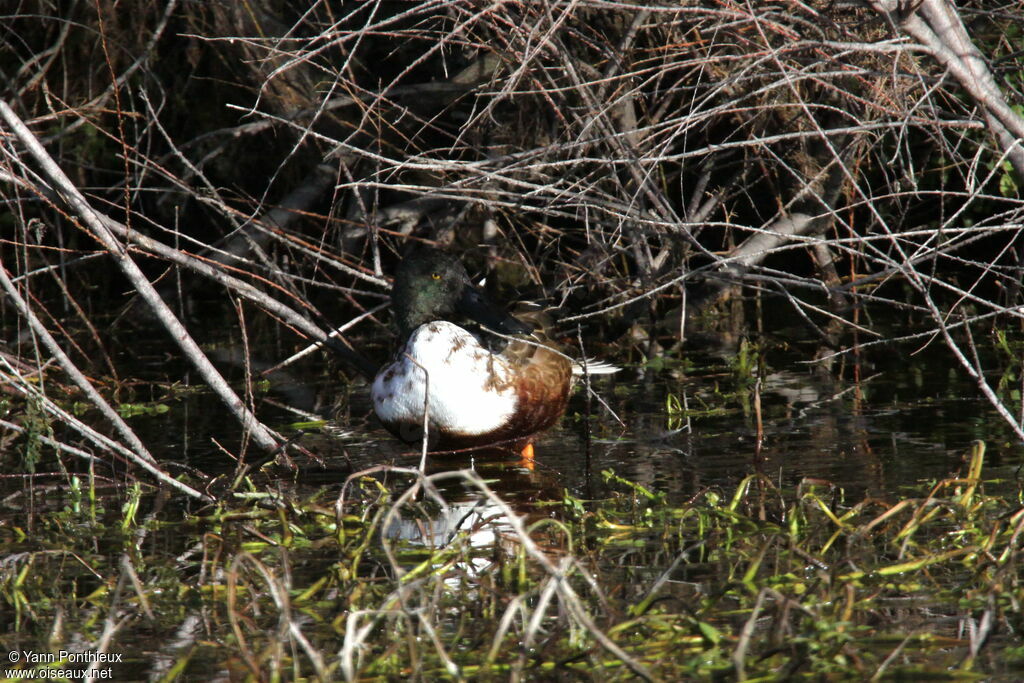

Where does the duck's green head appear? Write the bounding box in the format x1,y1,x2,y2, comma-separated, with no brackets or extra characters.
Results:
391,249,532,339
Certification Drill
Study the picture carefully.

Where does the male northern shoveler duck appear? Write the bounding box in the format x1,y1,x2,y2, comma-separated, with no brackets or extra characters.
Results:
372,248,608,454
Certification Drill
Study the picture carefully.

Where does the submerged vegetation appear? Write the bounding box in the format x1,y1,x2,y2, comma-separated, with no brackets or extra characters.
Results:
2,443,1022,680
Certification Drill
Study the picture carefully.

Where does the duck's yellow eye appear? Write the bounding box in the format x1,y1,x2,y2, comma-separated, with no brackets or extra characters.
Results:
431,272,441,280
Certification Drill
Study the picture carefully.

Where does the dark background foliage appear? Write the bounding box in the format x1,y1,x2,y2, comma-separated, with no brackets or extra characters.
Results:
3,0,1024,450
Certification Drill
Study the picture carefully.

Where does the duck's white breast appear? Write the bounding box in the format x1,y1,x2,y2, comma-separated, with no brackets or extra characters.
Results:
372,321,518,436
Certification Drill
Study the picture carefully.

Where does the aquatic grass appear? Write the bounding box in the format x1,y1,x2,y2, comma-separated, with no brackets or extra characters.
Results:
0,441,1022,680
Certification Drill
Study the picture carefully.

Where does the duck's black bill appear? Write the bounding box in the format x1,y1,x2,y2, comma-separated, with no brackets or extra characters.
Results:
457,285,533,336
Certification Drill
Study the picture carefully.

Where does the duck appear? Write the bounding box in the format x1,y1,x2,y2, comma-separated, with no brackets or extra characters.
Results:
371,248,609,456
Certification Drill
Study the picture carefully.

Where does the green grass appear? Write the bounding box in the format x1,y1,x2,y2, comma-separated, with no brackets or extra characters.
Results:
1,442,1022,680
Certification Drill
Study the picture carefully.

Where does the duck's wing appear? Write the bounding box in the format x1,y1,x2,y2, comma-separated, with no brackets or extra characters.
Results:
509,303,619,375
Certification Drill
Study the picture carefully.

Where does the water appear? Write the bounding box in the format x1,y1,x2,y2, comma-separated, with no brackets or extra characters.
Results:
125,331,1020,512
6,320,1024,680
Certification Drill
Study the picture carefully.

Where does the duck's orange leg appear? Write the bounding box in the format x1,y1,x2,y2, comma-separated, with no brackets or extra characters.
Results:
519,441,535,469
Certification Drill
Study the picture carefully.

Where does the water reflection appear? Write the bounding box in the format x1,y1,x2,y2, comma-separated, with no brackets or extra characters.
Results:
385,495,506,549
381,455,559,552
147,339,1024,507
341,368,1011,502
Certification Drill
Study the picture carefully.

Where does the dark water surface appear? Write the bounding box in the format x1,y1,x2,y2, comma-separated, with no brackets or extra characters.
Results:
6,321,1024,680
132,332,1024,505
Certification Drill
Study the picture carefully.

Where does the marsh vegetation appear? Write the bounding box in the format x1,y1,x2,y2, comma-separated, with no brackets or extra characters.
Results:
3,1,1024,679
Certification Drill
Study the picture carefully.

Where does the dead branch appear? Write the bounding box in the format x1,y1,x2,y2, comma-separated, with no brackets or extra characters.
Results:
0,100,283,455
